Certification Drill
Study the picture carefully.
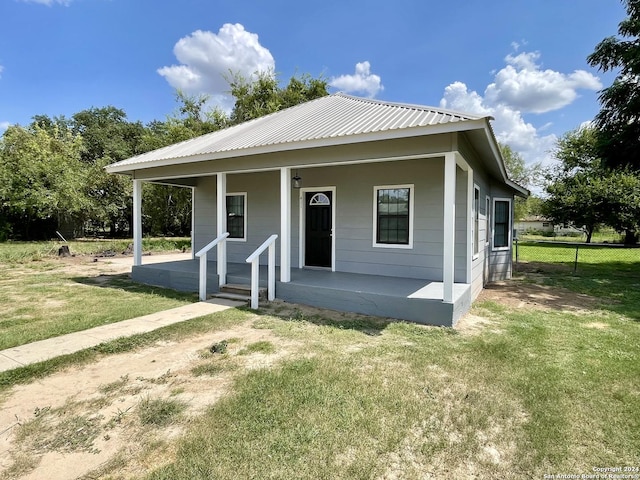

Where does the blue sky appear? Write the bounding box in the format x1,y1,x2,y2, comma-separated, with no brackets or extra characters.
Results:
0,0,627,166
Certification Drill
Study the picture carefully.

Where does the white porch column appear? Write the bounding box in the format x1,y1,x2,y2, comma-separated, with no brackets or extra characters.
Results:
216,173,227,285
466,166,474,284
280,167,291,283
132,178,142,267
443,152,456,303
190,186,196,260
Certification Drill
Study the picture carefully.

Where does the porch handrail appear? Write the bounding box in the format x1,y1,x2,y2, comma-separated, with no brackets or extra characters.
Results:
195,232,229,301
245,234,278,309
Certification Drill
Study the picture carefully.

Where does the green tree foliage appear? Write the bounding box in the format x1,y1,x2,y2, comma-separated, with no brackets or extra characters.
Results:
138,90,229,238
140,90,228,151
229,71,328,124
500,143,543,221
69,107,147,236
542,127,640,243
0,71,329,241
0,123,88,239
587,0,640,169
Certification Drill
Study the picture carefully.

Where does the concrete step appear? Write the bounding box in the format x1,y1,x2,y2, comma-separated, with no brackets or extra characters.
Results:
211,292,251,302
210,284,267,303
220,283,253,296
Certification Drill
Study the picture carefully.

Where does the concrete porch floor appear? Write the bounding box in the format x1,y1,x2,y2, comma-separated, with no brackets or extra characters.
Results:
131,258,471,326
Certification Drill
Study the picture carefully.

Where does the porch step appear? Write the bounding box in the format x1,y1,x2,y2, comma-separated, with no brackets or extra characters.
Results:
210,284,267,303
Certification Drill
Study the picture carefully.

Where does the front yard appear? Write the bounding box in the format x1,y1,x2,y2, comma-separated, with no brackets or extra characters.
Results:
0,242,638,479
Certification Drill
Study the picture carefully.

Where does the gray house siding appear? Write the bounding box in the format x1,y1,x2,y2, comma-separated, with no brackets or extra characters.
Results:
457,138,493,300
191,156,473,282
193,176,217,254
191,143,514,291
487,183,515,282
226,171,281,265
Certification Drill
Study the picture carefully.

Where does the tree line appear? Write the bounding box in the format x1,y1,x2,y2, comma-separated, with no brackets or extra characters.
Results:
0,73,328,241
1,0,638,244
505,0,640,244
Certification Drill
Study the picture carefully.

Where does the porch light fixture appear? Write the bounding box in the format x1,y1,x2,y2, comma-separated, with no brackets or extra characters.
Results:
292,170,302,189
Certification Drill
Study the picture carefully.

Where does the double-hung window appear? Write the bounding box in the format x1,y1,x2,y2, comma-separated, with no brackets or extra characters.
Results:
492,198,511,250
373,184,414,248
226,193,246,241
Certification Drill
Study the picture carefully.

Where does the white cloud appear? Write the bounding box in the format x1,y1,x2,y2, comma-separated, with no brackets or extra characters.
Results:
329,61,384,98
0,65,4,78
441,80,557,166
0,122,10,132
158,23,275,109
439,49,602,168
19,0,72,5
485,51,602,114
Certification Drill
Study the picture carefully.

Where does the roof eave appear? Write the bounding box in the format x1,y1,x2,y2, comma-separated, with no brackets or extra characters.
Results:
106,118,490,175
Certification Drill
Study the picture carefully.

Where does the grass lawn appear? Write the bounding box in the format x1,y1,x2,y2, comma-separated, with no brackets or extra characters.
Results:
0,239,196,350
0,242,638,478
142,245,639,479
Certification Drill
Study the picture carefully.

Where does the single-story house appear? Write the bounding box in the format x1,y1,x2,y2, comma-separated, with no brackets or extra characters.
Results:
106,93,528,327
515,216,585,237
515,216,554,235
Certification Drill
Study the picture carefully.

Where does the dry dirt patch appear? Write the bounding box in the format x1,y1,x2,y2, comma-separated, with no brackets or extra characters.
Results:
0,321,298,480
455,277,602,334
478,279,598,313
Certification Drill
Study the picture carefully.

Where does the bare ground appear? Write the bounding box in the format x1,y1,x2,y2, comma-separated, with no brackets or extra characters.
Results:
0,256,599,479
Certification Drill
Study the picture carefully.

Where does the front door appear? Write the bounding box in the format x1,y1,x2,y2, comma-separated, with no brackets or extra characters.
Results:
305,191,332,268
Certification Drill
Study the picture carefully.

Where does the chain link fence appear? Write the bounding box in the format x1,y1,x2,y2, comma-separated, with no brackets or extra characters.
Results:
513,239,640,275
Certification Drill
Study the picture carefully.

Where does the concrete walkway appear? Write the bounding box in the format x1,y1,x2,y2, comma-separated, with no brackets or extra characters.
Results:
0,298,244,373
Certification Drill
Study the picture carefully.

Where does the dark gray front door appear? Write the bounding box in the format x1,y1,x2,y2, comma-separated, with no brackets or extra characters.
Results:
305,191,332,268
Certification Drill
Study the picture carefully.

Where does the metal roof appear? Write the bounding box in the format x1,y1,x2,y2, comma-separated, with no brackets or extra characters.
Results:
107,93,489,173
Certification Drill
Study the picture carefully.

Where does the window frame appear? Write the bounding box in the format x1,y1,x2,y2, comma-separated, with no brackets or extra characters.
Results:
372,184,414,249
485,195,491,246
492,197,512,251
225,192,247,242
473,184,480,259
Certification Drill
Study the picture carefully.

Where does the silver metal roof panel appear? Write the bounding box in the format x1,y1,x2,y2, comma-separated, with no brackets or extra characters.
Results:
107,93,486,172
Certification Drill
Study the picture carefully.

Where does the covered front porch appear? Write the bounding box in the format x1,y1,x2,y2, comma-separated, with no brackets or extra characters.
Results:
132,258,471,327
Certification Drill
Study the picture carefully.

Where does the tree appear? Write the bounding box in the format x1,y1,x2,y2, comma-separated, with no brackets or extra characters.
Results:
599,170,640,243
68,107,147,237
140,90,228,152
0,124,88,239
228,71,328,125
542,127,640,243
137,91,230,238
587,0,640,170
500,143,543,221
138,74,328,238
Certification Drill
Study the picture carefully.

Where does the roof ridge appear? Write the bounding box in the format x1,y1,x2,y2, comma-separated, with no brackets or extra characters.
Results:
333,92,486,120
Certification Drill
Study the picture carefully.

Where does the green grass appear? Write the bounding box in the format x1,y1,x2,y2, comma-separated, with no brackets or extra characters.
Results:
0,238,197,350
145,262,640,478
237,340,276,355
0,270,196,351
0,237,191,263
1,241,639,477
519,228,624,244
138,396,186,427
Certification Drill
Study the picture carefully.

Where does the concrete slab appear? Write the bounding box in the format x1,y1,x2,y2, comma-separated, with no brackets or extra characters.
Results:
0,299,244,373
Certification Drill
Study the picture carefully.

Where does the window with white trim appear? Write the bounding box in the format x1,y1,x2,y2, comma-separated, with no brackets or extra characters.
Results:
493,198,511,250
485,196,491,245
373,185,414,248
473,185,480,257
226,193,247,240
